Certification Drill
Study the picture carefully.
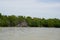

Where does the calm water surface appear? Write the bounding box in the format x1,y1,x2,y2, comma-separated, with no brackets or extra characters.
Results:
0,27,60,40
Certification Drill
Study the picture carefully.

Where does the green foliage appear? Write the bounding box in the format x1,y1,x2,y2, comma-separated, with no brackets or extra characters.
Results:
0,13,1,17
53,18,60,27
8,15,18,26
47,19,55,27
25,16,33,26
18,16,25,23
32,18,40,27
0,15,9,27
0,13,60,27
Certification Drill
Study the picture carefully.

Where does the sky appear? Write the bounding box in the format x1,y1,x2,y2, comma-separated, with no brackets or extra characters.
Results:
0,0,60,18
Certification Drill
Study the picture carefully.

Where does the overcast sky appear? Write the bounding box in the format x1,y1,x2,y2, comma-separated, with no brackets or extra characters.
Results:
0,0,60,18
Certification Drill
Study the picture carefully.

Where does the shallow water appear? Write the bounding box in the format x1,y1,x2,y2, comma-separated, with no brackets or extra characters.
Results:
0,27,60,40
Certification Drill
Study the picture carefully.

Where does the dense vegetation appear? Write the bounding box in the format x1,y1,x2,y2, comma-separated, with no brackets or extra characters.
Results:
0,13,60,27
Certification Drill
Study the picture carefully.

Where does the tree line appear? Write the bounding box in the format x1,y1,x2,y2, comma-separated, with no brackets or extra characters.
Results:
0,13,60,27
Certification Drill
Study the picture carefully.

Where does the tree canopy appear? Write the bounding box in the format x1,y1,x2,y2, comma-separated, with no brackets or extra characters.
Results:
0,13,60,27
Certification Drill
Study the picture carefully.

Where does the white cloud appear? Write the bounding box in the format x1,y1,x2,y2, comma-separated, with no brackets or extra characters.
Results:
0,0,60,18
0,0,60,8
